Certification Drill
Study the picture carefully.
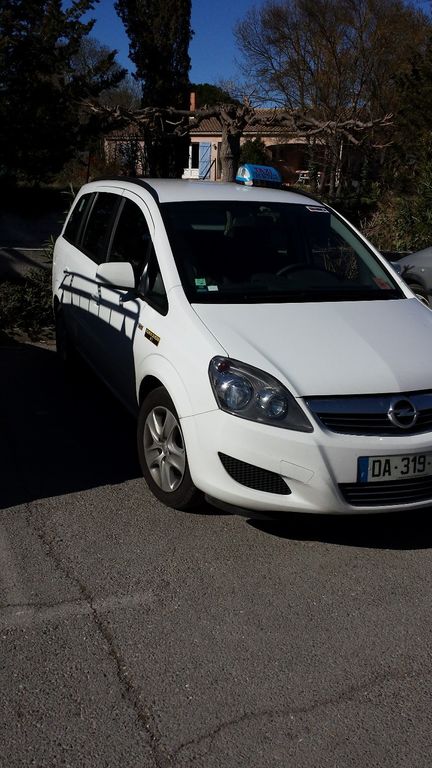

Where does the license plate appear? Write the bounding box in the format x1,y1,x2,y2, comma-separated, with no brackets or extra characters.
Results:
358,453,432,482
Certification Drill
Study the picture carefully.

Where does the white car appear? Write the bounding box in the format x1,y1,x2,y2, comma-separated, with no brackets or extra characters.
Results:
52,176,432,515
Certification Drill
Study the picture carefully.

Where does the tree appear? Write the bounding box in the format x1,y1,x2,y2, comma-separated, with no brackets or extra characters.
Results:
235,0,430,195
240,138,270,165
72,36,127,98
194,101,274,182
0,0,125,183
389,33,432,188
114,0,193,176
85,97,285,182
72,36,140,110
190,83,239,108
100,73,142,110
361,33,432,249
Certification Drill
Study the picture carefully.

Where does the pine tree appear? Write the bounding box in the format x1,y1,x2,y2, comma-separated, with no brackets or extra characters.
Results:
0,0,126,182
114,0,192,176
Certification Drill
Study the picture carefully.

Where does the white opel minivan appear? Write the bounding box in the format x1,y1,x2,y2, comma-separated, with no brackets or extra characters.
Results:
52,174,432,515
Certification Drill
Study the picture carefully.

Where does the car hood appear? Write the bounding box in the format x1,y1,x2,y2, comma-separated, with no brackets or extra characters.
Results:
192,298,432,397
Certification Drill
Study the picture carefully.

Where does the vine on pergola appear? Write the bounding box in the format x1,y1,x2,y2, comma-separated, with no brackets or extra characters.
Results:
84,99,392,184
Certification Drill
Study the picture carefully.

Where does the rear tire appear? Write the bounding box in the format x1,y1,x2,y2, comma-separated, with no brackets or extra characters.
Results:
137,387,202,510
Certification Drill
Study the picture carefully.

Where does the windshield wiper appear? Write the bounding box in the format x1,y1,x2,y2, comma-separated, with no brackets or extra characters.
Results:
189,287,403,304
245,289,401,302
261,288,402,303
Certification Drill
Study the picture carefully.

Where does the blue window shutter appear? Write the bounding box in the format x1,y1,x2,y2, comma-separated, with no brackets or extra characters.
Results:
198,142,212,178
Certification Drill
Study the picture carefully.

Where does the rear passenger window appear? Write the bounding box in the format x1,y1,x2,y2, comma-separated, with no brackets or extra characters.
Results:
81,192,120,264
63,193,93,246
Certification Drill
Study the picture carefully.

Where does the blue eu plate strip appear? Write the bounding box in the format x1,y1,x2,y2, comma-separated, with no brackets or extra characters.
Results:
358,457,369,483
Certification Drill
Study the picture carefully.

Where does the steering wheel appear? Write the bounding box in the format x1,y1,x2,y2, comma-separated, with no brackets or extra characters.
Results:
276,263,309,277
276,264,343,282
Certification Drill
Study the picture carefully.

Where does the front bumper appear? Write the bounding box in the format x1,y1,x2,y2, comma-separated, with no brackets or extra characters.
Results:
181,409,432,515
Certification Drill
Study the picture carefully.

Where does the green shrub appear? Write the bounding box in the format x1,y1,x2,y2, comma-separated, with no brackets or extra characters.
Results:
239,138,270,166
0,236,55,339
359,156,432,252
0,267,53,339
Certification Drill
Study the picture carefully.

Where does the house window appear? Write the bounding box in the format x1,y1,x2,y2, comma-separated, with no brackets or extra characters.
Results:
191,143,199,169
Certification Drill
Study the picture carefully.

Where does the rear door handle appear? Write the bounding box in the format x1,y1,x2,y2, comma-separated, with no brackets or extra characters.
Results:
92,284,101,305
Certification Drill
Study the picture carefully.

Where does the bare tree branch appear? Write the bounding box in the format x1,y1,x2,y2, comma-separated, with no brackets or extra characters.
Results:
82,97,393,181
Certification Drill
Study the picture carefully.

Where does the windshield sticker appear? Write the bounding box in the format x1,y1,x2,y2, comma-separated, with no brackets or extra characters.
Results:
144,328,160,346
195,277,207,286
306,206,328,213
373,277,392,290
208,285,219,292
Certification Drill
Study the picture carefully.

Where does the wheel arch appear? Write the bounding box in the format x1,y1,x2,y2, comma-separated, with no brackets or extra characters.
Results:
139,375,163,405
406,275,428,292
136,357,194,418
404,278,430,306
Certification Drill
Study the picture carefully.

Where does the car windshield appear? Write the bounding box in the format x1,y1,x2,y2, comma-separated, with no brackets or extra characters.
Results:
160,200,403,303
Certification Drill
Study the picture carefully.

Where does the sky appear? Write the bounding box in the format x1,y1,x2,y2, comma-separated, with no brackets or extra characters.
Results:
83,0,431,85
84,0,262,84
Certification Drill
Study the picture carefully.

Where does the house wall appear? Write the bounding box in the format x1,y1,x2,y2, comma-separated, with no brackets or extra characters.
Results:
105,131,310,183
182,136,221,180
183,136,309,183
266,143,308,184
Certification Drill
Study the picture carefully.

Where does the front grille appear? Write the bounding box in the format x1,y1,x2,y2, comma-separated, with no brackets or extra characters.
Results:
218,453,291,495
306,391,432,436
316,410,432,435
340,476,432,506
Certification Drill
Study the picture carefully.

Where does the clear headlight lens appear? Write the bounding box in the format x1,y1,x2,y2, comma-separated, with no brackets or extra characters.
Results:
209,357,313,432
218,373,253,410
257,388,289,419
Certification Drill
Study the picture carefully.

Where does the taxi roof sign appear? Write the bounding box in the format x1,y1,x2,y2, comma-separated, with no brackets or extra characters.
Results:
236,164,282,188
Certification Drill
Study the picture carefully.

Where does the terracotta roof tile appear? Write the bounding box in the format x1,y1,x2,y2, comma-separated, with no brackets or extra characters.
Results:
189,109,293,136
106,109,302,140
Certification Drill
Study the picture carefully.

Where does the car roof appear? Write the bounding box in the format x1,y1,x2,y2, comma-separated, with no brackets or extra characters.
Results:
86,177,321,207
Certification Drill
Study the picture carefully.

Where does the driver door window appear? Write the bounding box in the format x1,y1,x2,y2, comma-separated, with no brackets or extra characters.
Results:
108,197,151,284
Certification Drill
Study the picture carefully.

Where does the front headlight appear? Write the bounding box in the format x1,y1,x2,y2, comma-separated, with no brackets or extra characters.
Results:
209,357,313,432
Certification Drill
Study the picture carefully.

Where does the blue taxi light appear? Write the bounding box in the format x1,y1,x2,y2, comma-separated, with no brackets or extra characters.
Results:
235,164,282,188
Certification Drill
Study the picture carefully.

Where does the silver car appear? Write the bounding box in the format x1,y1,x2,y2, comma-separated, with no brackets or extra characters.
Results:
391,247,432,306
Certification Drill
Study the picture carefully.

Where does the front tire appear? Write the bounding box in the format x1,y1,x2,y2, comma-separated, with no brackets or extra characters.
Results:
137,387,202,510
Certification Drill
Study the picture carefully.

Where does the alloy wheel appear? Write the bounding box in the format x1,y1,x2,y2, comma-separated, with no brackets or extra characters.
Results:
143,406,186,492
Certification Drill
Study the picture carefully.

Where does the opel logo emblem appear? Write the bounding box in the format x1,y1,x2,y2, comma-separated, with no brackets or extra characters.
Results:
388,398,418,429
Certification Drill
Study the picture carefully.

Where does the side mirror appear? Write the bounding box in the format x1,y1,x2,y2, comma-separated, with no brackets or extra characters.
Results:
96,262,135,290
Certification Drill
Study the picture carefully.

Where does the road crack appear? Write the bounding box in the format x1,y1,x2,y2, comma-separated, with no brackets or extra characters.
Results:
173,667,421,762
23,500,173,768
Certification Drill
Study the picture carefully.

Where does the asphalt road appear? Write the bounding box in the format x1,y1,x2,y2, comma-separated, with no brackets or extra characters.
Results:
1,337,432,767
